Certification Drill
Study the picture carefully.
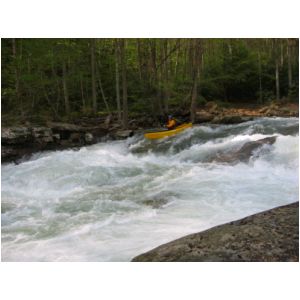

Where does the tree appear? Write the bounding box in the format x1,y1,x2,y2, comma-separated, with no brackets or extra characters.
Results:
120,39,128,129
1,38,298,125
190,39,202,123
115,39,122,123
90,39,97,114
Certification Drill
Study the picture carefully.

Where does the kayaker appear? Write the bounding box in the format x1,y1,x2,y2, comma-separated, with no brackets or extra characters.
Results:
166,115,177,130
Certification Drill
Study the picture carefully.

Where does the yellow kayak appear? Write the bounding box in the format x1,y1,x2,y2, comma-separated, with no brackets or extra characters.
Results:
144,123,193,140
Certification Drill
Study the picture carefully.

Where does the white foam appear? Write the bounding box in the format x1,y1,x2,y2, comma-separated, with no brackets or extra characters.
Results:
1,118,298,261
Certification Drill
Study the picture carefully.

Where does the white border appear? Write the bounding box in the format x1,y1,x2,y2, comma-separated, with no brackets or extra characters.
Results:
1,0,299,300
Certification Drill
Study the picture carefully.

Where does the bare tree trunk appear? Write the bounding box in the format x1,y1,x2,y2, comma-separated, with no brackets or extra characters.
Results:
90,39,97,114
258,51,263,103
275,59,280,101
96,62,110,113
12,38,23,116
115,40,122,123
120,39,128,129
287,38,293,89
80,74,86,110
190,74,198,123
150,39,163,116
62,60,70,115
190,39,202,123
51,55,61,116
137,39,143,82
174,39,180,77
280,39,284,67
163,39,169,113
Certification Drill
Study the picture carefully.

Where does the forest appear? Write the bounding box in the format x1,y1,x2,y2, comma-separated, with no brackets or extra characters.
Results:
1,38,299,128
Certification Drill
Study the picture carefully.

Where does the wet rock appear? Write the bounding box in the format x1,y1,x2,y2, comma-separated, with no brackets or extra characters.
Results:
142,198,169,209
53,133,60,141
113,130,134,139
213,136,277,163
213,136,277,164
1,123,109,163
1,127,33,145
31,127,52,138
40,136,54,144
69,132,82,143
32,127,54,144
85,132,94,144
1,146,19,161
132,202,299,262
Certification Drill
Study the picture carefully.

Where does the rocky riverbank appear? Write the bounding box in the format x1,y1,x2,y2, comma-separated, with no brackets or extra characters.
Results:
1,121,134,163
132,202,299,262
1,101,298,163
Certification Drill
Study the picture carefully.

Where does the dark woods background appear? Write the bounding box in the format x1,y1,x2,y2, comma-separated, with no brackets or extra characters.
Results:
1,38,299,127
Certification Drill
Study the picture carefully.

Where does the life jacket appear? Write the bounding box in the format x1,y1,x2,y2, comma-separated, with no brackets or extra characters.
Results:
166,119,176,129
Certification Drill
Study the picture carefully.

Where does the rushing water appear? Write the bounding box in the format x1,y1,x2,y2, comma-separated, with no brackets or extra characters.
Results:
1,117,299,261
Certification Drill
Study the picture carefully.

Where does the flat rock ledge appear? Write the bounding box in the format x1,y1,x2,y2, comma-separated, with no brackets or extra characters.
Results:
132,202,299,262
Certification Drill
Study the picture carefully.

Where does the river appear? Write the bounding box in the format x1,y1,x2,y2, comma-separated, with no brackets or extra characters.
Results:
1,117,299,261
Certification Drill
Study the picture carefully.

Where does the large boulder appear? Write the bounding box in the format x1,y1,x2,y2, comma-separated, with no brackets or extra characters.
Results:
213,136,277,164
132,202,299,262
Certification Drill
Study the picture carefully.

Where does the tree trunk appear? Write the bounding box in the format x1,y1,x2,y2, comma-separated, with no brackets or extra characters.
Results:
80,74,86,110
137,39,143,82
258,51,263,103
96,62,110,113
287,38,293,89
115,40,122,123
190,73,198,123
174,39,180,77
275,59,280,101
12,38,23,116
280,39,284,67
120,39,128,129
163,39,169,113
90,39,97,114
190,39,202,123
62,60,70,115
150,39,163,116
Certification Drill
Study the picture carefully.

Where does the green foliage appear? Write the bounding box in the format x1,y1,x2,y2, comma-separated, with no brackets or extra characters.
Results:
1,38,298,125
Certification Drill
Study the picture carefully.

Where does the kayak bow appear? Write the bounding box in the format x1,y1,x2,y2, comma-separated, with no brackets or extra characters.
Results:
144,123,192,140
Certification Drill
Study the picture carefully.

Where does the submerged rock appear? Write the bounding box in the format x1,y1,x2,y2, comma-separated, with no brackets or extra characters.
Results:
213,136,277,164
142,198,169,209
132,202,299,262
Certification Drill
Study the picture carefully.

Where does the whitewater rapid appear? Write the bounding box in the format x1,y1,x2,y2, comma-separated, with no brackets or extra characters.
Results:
1,117,299,261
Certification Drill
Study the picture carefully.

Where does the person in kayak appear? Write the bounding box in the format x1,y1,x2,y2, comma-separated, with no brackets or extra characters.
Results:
166,115,177,130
